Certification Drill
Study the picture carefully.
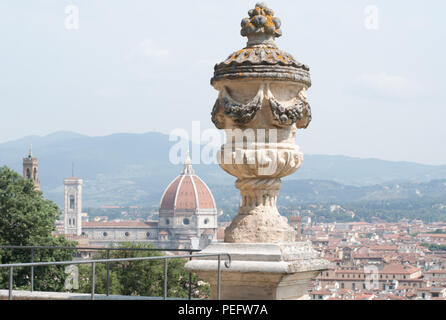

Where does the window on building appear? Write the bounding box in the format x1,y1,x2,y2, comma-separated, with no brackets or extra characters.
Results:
103,232,108,237
70,195,75,209
146,232,151,238
183,218,190,225
204,218,209,225
166,218,170,225
341,283,344,289
125,232,130,237
26,168,31,179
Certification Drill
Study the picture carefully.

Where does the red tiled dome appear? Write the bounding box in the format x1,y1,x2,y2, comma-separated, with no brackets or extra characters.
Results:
160,157,216,211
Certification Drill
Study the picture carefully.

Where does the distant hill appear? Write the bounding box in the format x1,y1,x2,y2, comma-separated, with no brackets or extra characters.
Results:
211,179,446,209
1,131,446,208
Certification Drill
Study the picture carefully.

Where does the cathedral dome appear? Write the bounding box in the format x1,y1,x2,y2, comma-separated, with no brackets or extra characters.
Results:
159,153,216,212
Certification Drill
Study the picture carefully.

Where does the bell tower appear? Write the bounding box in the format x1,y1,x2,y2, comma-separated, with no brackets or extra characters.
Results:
64,173,83,236
23,145,40,191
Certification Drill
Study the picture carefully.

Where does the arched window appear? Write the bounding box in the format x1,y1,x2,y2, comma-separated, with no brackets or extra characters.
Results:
70,195,75,209
26,168,31,179
33,168,37,181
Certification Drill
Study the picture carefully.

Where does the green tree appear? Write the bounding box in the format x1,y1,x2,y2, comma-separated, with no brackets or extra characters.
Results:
75,242,210,299
0,166,76,291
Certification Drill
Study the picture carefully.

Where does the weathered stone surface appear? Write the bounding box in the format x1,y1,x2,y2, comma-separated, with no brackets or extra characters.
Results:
211,2,310,86
187,2,330,300
208,3,314,244
269,94,312,128
211,45,311,86
211,84,308,242
224,208,295,243
241,2,282,43
185,242,333,300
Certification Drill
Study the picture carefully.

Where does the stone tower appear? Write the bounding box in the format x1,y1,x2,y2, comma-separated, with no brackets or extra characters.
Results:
23,145,40,191
185,3,332,300
64,176,83,235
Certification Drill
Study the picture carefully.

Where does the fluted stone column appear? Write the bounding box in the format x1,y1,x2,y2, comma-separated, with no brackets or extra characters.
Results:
185,2,331,300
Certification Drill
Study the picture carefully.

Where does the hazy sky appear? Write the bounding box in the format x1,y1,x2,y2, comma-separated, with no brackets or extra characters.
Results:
0,1,445,165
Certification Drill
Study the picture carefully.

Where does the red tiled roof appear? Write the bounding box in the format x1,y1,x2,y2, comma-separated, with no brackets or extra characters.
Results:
175,176,197,210
160,175,216,211
380,264,420,275
370,245,398,251
354,294,373,300
160,176,182,210
192,176,216,209
311,289,331,295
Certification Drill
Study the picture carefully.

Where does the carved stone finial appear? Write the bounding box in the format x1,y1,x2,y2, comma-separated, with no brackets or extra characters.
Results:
212,2,309,86
210,2,313,243
185,3,331,301
241,2,282,46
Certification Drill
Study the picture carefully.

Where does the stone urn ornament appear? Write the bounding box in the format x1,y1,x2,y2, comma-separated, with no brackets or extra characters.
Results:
211,2,312,243
185,2,331,300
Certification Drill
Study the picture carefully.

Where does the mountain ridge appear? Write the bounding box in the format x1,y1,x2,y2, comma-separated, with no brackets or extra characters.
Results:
1,131,446,208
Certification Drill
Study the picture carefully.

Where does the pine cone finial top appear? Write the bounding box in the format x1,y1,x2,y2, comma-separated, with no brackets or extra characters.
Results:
241,2,282,46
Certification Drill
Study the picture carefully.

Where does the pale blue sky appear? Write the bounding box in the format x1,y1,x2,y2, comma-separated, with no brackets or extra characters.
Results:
0,1,445,165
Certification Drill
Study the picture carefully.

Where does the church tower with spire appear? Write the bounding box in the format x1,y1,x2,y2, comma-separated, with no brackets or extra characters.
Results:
23,145,40,191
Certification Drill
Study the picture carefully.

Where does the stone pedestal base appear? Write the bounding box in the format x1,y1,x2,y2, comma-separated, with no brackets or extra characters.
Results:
184,242,332,300
224,208,296,243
